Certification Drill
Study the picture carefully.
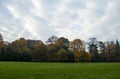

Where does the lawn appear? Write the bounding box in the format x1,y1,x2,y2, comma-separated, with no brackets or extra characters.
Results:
0,62,120,79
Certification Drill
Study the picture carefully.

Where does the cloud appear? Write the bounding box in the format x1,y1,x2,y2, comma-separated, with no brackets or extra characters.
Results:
0,0,120,42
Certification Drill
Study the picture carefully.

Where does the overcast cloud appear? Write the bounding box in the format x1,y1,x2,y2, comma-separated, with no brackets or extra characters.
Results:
0,0,120,42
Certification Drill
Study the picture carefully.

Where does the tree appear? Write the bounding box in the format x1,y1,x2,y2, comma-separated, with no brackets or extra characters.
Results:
8,38,31,61
46,43,59,62
55,37,69,50
46,37,69,62
57,49,68,62
73,52,80,62
67,51,74,62
98,41,106,54
79,51,92,62
88,38,101,62
115,40,120,61
1,32,120,62
70,39,85,52
0,33,4,53
98,41,106,61
46,35,58,44
105,41,116,62
31,40,48,62
88,38,98,53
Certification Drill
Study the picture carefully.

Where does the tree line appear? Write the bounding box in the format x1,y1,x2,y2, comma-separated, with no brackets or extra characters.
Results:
0,35,120,62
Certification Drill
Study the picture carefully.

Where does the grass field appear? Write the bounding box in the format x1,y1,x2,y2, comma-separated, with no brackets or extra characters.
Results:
0,62,120,79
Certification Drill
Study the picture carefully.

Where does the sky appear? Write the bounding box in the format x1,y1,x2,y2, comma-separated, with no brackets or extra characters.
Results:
0,0,120,42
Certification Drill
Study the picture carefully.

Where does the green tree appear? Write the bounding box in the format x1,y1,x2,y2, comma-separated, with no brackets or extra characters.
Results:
55,37,69,50
46,44,59,62
46,35,58,44
67,51,74,62
88,38,101,62
73,52,80,62
115,40,120,61
57,49,68,62
79,51,91,62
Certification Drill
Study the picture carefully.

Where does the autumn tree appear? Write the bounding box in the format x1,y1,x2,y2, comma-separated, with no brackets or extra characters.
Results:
8,38,31,61
70,39,84,52
105,41,120,62
0,33,4,53
70,39,88,62
0,32,120,62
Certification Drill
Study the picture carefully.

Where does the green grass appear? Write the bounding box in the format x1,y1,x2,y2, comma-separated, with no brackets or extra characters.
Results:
0,62,120,79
